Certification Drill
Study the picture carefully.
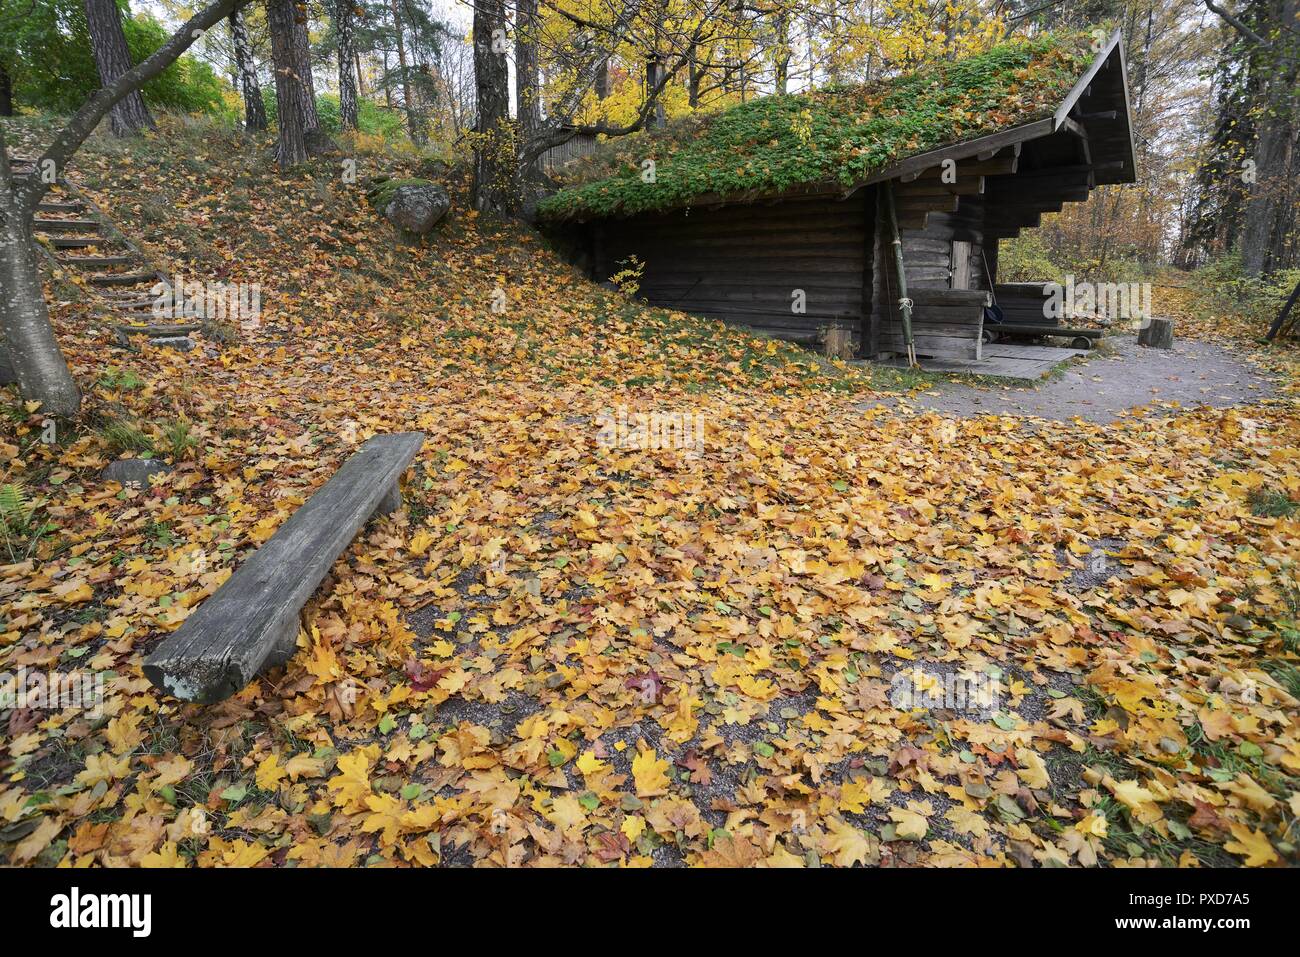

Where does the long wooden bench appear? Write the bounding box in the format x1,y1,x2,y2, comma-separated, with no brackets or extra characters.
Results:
144,432,425,703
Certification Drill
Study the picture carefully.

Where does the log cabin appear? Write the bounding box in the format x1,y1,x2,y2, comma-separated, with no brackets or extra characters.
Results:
537,31,1137,369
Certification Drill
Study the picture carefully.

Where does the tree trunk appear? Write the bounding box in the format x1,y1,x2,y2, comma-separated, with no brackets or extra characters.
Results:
0,142,81,417
645,56,666,129
594,58,610,100
1240,0,1299,276
267,0,308,167
335,0,358,130
0,219,81,417
84,0,156,136
472,0,515,214
390,0,424,144
515,0,540,173
230,8,268,132
773,13,790,95
289,2,323,141
0,62,13,117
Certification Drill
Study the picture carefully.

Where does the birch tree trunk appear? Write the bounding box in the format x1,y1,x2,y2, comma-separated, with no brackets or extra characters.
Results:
84,0,156,136
335,0,358,130
230,7,268,132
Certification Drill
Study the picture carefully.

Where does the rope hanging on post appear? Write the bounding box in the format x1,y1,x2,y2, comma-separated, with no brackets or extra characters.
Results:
882,181,917,368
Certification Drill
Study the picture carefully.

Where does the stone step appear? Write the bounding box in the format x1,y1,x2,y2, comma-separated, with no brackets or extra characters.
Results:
56,255,136,267
50,236,112,248
90,271,158,287
37,201,84,213
32,218,100,232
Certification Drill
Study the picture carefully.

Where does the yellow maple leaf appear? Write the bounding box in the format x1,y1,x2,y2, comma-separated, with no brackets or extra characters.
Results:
1224,823,1279,867
1112,780,1163,824
545,794,589,831
151,755,193,789
576,750,609,777
1016,747,1051,789
823,816,878,866
621,814,646,842
632,748,671,797
141,841,187,868
76,752,131,788
945,806,989,838
284,753,327,781
220,839,270,867
360,794,407,844
889,807,929,840
327,745,379,811
255,754,287,791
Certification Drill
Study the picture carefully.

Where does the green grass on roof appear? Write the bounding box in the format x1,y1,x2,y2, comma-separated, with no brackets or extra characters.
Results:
536,33,1097,223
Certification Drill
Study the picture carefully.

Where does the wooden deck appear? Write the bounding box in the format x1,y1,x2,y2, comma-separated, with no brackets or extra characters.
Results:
875,342,1089,380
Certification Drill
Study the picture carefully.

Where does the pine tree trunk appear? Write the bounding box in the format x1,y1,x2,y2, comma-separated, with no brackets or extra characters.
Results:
230,8,268,132
84,0,155,136
335,0,358,130
290,2,324,144
389,0,424,144
267,0,308,167
472,0,515,214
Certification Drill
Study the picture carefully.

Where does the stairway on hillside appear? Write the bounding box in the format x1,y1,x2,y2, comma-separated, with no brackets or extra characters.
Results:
10,155,199,351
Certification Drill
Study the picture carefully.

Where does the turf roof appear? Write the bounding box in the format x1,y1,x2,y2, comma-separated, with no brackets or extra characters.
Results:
536,32,1098,223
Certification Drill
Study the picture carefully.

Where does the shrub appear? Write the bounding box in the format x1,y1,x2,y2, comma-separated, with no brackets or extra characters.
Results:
1192,254,1300,333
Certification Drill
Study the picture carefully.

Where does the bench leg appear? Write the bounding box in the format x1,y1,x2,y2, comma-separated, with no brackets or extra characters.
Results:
373,480,402,517
266,608,302,666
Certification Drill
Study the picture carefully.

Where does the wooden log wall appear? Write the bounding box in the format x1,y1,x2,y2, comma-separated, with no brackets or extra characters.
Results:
593,194,870,345
993,282,1058,326
869,193,990,361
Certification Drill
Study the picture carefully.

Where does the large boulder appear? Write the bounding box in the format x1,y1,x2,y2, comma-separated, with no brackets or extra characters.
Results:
369,178,450,235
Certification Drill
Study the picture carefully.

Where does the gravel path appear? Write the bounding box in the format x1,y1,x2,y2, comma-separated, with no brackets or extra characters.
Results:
867,334,1277,423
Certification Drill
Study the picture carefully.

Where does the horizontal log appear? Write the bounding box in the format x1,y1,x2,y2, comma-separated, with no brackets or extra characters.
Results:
143,432,426,703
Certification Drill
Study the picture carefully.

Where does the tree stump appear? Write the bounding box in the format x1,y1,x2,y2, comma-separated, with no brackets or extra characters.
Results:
1138,317,1174,349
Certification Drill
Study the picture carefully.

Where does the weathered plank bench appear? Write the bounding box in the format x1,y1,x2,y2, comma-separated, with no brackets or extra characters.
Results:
144,432,425,703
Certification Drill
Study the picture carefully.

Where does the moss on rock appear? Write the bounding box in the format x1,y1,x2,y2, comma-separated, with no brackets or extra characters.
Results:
366,177,438,211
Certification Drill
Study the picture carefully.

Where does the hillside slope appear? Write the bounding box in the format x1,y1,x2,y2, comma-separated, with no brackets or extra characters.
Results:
1,117,1298,869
